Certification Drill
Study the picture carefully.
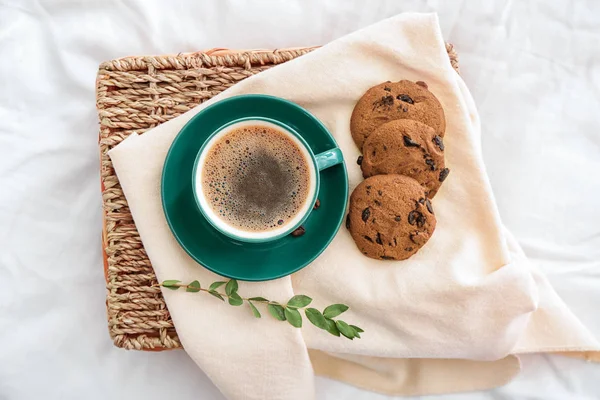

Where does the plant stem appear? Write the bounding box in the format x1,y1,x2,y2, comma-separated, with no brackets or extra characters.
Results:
156,283,280,305
156,280,363,339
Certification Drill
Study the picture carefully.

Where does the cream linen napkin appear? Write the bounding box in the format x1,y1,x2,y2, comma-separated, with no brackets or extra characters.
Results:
108,13,600,399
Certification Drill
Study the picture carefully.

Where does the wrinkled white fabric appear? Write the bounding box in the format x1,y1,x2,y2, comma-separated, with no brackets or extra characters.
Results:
108,13,599,400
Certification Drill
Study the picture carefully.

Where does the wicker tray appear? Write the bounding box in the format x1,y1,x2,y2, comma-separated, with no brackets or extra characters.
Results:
98,45,459,351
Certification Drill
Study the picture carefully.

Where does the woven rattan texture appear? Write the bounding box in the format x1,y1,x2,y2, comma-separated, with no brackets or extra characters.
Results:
98,45,459,351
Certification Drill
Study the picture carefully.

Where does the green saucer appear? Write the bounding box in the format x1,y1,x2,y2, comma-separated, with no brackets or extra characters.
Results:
161,95,348,281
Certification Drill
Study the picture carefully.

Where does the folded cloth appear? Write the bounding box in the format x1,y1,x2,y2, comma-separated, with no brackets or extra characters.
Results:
108,13,600,400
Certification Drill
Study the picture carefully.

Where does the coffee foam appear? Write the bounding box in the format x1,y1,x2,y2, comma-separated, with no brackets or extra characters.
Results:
201,125,311,232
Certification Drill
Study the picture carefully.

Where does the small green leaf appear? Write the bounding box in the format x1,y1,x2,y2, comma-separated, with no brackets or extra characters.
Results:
287,295,312,308
248,297,269,302
323,304,349,319
284,307,302,328
186,280,201,292
349,324,362,338
248,301,261,318
162,280,181,290
305,308,328,330
209,281,226,290
324,318,340,337
335,320,355,339
228,292,243,306
208,290,224,301
225,279,239,296
268,304,286,321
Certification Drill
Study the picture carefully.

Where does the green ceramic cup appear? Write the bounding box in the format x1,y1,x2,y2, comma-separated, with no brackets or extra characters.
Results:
162,94,348,281
191,117,344,243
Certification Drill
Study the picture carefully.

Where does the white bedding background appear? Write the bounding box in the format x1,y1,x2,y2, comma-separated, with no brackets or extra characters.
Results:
0,1,599,399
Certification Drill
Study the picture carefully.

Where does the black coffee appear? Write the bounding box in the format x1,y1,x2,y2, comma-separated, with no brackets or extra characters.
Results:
201,123,311,232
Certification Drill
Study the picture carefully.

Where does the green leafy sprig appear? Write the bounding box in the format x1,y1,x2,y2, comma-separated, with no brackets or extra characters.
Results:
160,279,364,340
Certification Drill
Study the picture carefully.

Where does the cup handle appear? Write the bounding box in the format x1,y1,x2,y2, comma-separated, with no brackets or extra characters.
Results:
314,148,344,171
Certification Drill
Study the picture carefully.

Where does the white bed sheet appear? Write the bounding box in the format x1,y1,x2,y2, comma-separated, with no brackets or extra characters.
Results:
0,0,599,399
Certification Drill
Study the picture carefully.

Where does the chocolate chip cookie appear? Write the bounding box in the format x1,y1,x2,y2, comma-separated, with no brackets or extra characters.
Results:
360,119,448,198
347,174,436,260
350,80,446,149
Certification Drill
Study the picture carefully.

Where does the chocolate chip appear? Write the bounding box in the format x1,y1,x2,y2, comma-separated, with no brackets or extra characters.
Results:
401,105,409,112
376,233,382,245
403,135,420,147
371,149,376,157
374,200,381,206
372,218,376,223
432,135,444,151
346,214,351,229
363,235,373,243
409,233,418,244
291,226,306,237
425,199,433,214
404,247,413,252
425,157,436,171
384,86,391,91
394,216,401,222
415,81,428,89
383,145,388,151
373,95,394,109
397,94,414,104
382,95,394,105
408,211,417,225
439,168,450,182
393,238,398,246
362,251,368,255
362,207,370,222
408,210,425,226
418,198,426,204
378,190,383,196
381,255,396,260
366,185,371,189
357,156,363,165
